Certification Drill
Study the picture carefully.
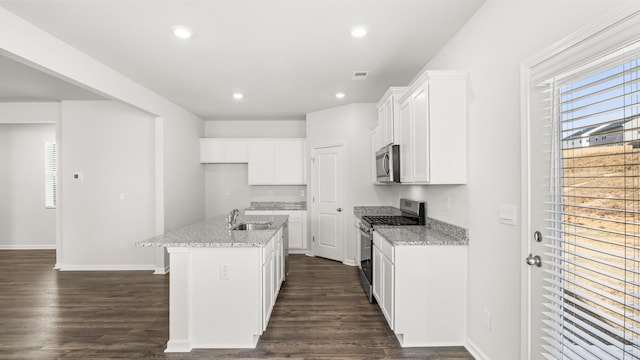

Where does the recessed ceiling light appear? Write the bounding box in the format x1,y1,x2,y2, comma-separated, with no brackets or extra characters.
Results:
172,26,193,39
336,92,346,99
350,26,368,38
233,93,244,100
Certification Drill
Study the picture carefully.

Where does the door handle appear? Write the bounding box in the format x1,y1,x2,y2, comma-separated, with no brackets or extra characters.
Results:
337,208,342,212
525,254,542,267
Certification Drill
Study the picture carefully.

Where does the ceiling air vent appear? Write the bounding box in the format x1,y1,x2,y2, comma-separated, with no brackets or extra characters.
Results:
352,71,369,80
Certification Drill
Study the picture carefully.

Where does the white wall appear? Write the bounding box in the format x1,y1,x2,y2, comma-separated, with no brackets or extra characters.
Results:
0,6,206,239
203,120,307,219
384,1,625,359
58,101,156,269
0,102,59,124
306,103,396,263
0,122,56,248
205,120,306,138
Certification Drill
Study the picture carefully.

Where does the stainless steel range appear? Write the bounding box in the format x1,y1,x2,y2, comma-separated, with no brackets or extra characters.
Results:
358,199,425,303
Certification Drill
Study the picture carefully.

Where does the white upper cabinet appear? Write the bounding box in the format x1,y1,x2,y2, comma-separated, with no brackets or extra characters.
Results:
398,71,468,184
248,141,277,184
248,139,306,185
200,139,248,163
275,141,305,184
376,87,407,148
200,138,306,185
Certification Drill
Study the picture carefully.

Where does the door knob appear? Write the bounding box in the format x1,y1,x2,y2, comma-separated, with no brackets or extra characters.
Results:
337,208,342,212
525,254,542,267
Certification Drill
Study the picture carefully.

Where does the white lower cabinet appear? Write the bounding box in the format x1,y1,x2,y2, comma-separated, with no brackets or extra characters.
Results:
245,210,307,253
165,229,285,352
373,232,395,329
372,231,466,347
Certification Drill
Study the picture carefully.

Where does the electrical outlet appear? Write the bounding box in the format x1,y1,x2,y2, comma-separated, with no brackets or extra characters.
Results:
269,190,274,197
445,198,451,212
483,308,491,330
120,241,126,249
119,193,125,202
299,190,305,197
224,190,231,196
220,265,230,280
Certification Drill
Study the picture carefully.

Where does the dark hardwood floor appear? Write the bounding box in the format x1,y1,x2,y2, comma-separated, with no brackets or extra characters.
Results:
0,250,474,359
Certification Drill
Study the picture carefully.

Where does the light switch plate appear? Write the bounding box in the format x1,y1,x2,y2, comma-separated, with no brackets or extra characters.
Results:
498,204,517,226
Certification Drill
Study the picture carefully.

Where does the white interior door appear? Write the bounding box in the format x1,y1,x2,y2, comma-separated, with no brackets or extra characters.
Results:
312,145,344,262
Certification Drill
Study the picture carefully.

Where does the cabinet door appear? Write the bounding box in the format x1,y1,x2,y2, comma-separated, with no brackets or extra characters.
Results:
275,141,305,184
262,251,274,330
287,217,303,249
372,245,382,303
200,139,224,163
378,100,394,148
399,96,413,183
411,83,430,183
381,254,394,329
223,141,248,163
249,141,276,185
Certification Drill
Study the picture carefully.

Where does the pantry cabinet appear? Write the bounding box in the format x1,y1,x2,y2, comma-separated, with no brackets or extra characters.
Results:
397,71,468,184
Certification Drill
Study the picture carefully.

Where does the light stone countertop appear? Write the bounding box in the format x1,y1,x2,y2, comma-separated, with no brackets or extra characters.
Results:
245,201,307,211
136,214,288,248
353,206,402,219
375,225,468,246
353,205,469,246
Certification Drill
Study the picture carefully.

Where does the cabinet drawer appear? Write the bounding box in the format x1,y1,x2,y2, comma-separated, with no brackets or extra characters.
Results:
373,232,394,262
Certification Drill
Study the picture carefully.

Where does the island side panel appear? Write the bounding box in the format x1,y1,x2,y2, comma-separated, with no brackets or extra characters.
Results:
165,247,191,352
190,247,263,348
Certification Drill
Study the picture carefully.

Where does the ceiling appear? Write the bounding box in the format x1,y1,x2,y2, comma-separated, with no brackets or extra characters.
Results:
0,0,484,120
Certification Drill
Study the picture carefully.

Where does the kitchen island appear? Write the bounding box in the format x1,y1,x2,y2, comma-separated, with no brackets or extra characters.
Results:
137,214,288,352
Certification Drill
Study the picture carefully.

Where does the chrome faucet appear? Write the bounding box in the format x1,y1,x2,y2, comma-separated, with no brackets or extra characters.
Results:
228,209,240,227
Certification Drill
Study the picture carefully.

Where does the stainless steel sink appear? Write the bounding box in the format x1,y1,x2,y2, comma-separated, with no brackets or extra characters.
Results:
232,222,271,231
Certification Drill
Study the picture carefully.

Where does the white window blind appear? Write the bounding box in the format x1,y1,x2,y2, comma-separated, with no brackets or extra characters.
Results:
45,142,57,209
542,46,640,359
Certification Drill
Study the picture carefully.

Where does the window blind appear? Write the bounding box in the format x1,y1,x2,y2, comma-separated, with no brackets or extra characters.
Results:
45,142,57,209
542,47,640,359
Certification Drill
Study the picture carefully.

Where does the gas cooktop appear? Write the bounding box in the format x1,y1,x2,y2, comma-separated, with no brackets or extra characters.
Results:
361,215,420,226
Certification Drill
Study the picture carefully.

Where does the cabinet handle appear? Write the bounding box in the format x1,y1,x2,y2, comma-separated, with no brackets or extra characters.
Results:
337,208,343,212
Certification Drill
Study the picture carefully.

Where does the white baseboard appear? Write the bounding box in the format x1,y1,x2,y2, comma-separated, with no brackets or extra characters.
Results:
465,337,490,360
0,244,56,250
343,258,357,267
288,249,307,255
165,339,192,353
57,264,156,271
154,266,170,275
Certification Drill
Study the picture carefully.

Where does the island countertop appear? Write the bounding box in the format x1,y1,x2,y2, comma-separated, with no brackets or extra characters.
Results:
136,214,288,248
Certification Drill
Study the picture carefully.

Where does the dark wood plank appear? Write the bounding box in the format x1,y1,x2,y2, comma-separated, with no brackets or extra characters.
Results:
0,250,474,359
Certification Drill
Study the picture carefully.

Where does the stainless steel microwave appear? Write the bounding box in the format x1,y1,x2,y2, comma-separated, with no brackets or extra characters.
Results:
375,144,400,183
